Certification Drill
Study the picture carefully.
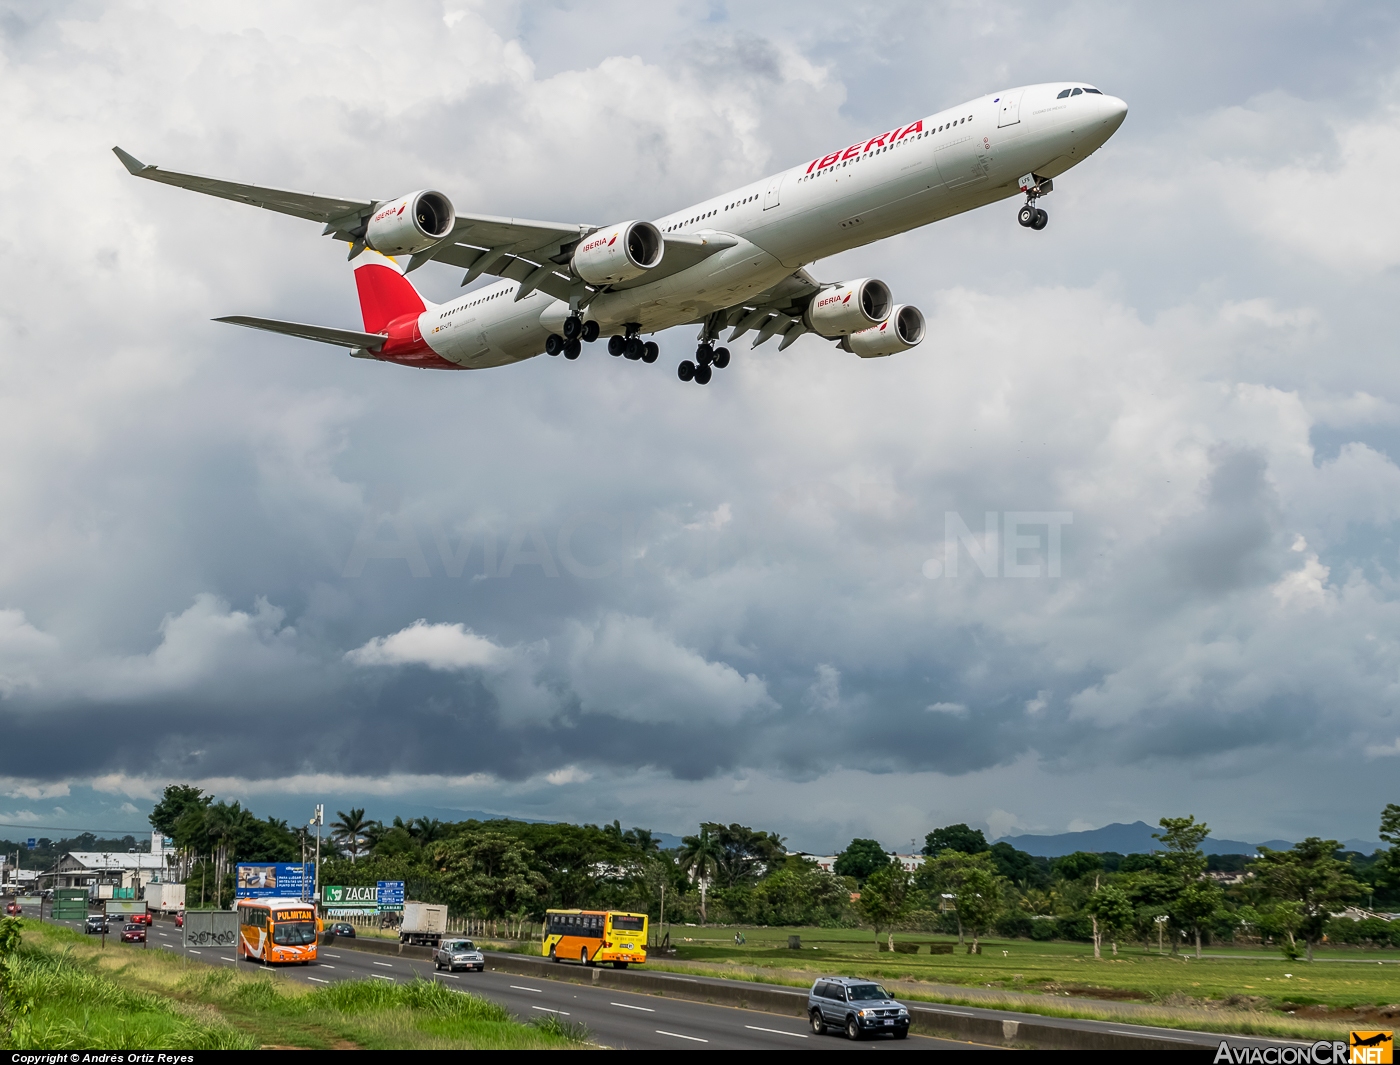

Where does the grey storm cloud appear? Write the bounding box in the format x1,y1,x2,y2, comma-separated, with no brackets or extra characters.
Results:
2,1,1400,849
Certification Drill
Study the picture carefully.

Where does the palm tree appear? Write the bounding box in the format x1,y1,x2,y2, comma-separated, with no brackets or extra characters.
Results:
678,826,724,925
331,808,371,863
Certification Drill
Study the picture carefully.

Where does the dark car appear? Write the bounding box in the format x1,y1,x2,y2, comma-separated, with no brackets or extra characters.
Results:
326,922,356,938
3,900,21,916
808,977,910,1040
85,914,108,934
121,923,146,943
433,938,485,973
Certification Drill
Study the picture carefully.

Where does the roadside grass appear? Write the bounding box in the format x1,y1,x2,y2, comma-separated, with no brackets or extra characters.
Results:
618,926,1400,1042
5,920,588,1050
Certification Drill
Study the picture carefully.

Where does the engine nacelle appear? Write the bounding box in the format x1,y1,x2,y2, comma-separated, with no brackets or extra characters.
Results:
366,190,456,256
843,304,926,358
571,221,663,286
804,278,892,337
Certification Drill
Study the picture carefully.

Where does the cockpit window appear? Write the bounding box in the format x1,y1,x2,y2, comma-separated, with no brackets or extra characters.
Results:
1083,87,1103,94
1057,89,1072,99
1070,88,1082,96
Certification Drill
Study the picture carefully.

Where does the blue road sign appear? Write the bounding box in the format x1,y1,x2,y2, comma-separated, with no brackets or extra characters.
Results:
25,838,35,849
377,880,405,911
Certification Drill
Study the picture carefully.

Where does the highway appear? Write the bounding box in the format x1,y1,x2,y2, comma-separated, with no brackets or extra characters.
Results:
19,902,987,1050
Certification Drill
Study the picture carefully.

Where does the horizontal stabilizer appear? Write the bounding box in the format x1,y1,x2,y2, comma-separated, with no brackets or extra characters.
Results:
214,316,385,352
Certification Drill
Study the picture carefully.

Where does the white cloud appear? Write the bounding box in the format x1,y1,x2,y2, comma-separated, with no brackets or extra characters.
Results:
347,620,505,671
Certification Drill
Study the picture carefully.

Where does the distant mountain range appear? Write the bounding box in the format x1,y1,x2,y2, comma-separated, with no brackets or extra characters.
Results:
995,821,1384,858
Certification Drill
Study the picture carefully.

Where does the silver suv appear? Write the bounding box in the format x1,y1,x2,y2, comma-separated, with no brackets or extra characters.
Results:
808,977,910,1040
433,938,485,973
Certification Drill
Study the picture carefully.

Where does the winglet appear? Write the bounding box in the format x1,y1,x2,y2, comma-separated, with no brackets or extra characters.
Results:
112,147,154,175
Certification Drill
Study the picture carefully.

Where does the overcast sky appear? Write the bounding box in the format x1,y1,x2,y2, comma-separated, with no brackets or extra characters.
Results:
2,1,1398,855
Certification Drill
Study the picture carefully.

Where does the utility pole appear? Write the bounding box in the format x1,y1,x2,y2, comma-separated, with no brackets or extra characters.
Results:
311,805,324,912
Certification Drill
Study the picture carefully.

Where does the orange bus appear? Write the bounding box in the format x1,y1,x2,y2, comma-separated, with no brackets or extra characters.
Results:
236,897,318,964
542,909,647,968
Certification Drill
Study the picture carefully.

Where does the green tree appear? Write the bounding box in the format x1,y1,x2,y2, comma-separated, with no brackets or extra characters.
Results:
678,826,725,924
834,839,892,883
1253,838,1362,961
1153,815,1211,956
331,808,371,863
1085,883,1134,957
922,824,989,856
149,784,211,837
856,863,912,946
1379,803,1400,892
1052,852,1103,882
433,833,548,921
919,851,1004,953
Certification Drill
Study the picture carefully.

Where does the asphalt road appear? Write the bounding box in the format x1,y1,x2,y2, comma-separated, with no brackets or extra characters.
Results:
18,903,988,1050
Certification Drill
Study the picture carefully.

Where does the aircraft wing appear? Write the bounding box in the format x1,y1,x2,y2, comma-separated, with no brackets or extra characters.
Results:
701,270,827,350
214,315,386,352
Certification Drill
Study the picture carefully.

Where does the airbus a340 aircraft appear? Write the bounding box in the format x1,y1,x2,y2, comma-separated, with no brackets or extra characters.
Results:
115,82,1125,385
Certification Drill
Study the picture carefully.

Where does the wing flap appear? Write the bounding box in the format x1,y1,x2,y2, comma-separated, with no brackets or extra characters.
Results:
214,316,386,351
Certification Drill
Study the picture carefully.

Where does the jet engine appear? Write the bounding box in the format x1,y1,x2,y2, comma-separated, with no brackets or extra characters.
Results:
804,278,892,337
571,221,663,285
843,304,926,358
366,191,456,256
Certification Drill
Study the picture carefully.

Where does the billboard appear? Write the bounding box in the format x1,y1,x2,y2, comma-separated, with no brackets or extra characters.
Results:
184,910,239,948
234,862,311,899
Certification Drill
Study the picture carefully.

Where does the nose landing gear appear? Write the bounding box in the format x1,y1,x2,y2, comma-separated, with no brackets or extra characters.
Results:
1017,173,1052,230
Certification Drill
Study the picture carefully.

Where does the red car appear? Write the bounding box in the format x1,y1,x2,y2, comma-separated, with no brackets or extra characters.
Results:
174,912,184,928
3,901,20,916
121,924,146,943
131,911,152,925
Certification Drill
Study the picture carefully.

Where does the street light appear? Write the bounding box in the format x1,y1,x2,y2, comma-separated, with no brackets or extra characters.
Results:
310,805,324,914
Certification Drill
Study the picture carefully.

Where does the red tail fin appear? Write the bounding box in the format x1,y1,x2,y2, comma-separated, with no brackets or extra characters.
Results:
354,252,427,333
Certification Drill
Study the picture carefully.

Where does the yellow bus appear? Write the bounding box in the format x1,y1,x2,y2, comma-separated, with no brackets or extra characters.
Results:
236,897,318,964
543,909,647,968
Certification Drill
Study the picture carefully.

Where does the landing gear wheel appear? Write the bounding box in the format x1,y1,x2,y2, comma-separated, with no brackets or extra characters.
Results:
642,341,659,363
608,334,625,357
562,316,582,341
545,333,564,356
1031,208,1048,230
624,336,645,360
695,344,714,366
711,347,730,369
846,1018,862,1041
564,338,581,359
1018,204,1036,227
677,360,696,382
581,320,600,343
694,363,713,385
810,1011,826,1035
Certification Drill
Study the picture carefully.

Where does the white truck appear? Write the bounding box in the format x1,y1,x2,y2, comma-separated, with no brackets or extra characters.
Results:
145,883,186,914
398,902,448,947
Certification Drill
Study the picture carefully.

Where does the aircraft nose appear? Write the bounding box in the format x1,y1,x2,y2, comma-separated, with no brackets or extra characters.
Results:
1102,95,1128,131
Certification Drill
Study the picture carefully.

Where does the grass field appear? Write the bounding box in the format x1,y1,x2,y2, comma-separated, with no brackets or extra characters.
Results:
2,920,586,1050
626,924,1400,1040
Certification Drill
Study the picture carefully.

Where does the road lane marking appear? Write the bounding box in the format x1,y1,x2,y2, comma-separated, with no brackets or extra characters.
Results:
656,1030,708,1043
221,957,235,963
161,945,175,950
324,953,341,958
318,965,335,969
188,949,202,954
745,1025,807,1038
433,972,460,980
372,961,393,968
510,985,544,993
371,974,395,981
532,1006,571,1015
611,1002,655,1012
308,977,331,984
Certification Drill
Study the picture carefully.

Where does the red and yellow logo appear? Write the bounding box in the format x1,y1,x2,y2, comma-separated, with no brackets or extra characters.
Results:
1351,1031,1393,1065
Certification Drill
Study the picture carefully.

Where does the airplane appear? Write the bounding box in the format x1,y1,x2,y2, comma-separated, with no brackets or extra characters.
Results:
114,81,1126,386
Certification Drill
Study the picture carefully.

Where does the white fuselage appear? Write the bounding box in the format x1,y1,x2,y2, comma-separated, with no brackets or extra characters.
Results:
418,82,1127,368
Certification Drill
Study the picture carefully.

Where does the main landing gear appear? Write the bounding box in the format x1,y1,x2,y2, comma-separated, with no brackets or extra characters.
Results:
1017,173,1052,231
546,314,602,359
677,342,730,386
607,325,659,363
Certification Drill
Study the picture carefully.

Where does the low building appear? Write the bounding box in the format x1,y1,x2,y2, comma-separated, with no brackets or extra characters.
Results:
47,832,176,896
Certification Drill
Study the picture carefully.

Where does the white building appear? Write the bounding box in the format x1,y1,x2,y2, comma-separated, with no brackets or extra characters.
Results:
800,853,925,874
50,832,175,895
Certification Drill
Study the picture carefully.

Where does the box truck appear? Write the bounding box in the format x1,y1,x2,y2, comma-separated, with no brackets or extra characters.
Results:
146,883,186,914
398,902,448,946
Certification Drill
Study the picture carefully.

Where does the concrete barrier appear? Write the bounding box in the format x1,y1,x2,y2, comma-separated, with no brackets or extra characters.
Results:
326,934,434,961
480,952,1223,1051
